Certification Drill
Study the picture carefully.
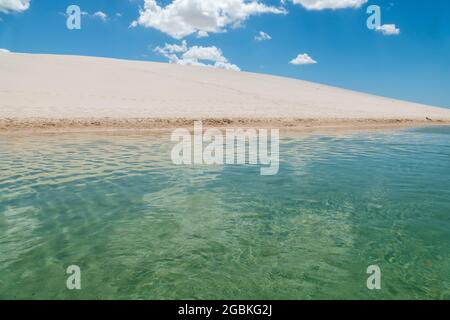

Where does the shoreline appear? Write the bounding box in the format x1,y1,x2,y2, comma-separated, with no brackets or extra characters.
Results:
1,118,449,134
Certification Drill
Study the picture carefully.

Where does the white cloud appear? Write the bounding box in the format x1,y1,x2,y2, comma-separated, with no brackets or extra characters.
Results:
182,46,227,63
93,11,108,21
255,31,271,41
375,24,400,36
155,41,188,55
0,48,11,53
290,53,317,65
196,30,209,38
0,0,30,13
131,0,287,39
290,0,367,10
154,41,240,71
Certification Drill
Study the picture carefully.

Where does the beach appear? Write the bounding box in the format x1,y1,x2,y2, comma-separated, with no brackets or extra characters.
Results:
1,52,450,132
2,52,450,300
3,0,450,302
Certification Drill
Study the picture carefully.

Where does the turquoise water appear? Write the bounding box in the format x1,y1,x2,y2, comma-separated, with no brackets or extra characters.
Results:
0,126,449,300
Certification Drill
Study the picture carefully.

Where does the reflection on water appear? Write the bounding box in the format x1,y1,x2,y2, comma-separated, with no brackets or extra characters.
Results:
0,127,449,299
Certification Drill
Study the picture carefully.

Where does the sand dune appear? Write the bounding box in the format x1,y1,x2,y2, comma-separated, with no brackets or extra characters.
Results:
1,52,450,130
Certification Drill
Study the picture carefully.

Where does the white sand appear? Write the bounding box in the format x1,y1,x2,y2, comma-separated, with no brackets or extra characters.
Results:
1,52,450,130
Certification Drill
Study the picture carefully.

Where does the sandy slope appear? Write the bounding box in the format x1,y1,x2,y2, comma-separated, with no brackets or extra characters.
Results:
1,52,450,130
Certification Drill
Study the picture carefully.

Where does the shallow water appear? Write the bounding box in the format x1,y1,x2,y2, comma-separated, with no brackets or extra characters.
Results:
0,127,449,299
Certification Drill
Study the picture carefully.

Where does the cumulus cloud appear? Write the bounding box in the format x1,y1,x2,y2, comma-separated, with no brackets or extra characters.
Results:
154,41,240,71
289,0,367,10
289,53,317,65
255,31,271,41
375,24,400,36
131,0,287,39
0,0,30,13
93,11,108,22
196,30,209,38
0,48,11,53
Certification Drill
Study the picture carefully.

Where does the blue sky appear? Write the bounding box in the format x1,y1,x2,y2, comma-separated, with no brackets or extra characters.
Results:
1,0,449,108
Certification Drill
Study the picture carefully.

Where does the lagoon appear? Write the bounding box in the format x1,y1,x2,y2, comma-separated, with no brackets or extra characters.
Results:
0,126,449,299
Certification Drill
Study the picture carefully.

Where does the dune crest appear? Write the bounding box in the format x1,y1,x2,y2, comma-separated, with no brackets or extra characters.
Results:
1,52,450,130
